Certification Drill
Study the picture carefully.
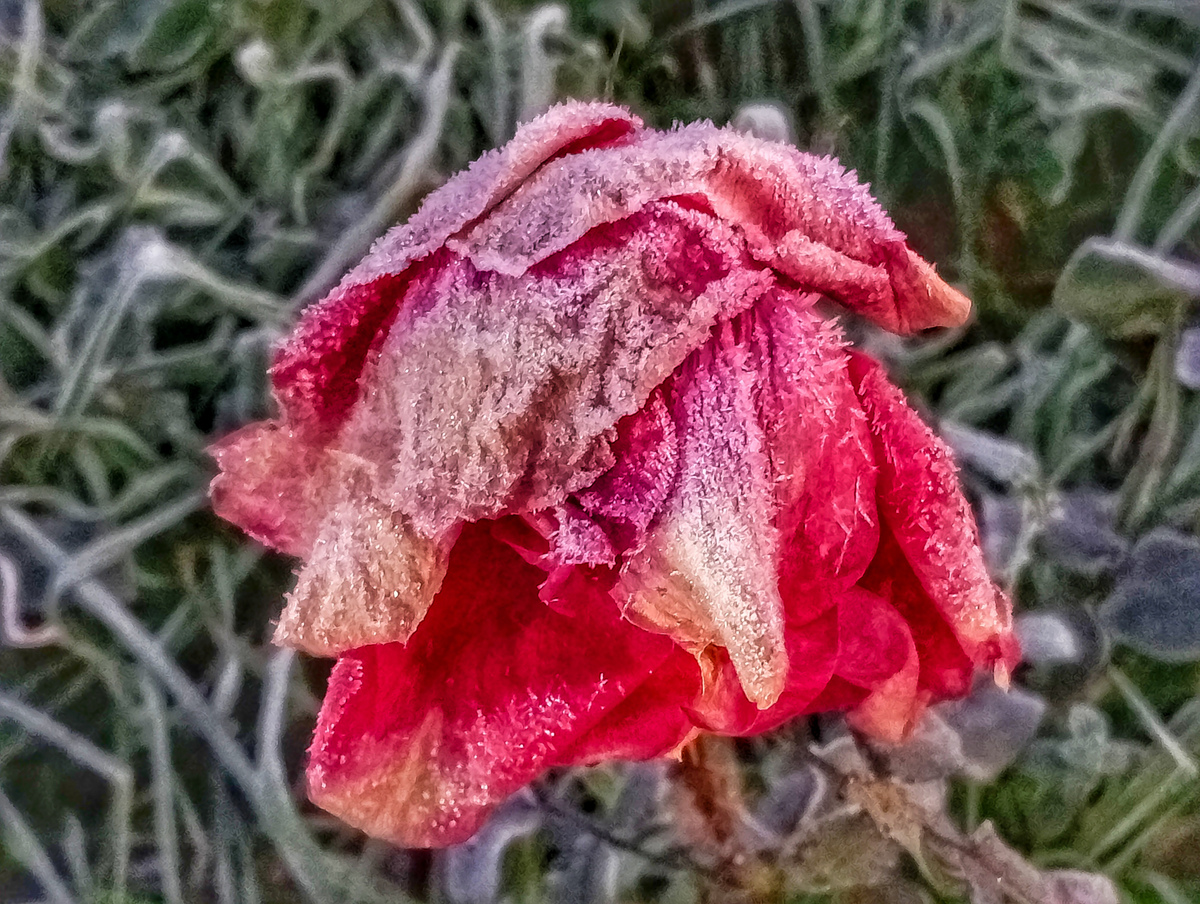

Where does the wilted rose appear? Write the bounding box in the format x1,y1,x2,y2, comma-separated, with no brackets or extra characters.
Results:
210,102,1018,847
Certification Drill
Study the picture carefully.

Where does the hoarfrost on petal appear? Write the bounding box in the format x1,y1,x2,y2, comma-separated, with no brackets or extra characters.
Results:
341,201,773,536
452,119,964,333
208,421,339,557
618,317,788,709
273,102,641,433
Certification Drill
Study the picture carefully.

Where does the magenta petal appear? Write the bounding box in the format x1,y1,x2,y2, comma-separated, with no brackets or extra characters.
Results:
575,388,679,541
556,647,702,764
861,525,977,700
612,293,878,710
307,520,697,847
757,293,880,619
832,588,921,742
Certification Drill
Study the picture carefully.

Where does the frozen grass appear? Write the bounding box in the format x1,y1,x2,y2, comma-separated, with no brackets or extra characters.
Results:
2,1,1200,901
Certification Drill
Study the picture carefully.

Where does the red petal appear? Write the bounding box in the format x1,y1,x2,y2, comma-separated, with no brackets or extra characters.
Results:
307,520,698,847
860,525,977,700
575,388,678,543
833,588,921,742
612,293,878,710
759,293,880,622
688,605,840,736
556,646,702,763
617,314,788,708
846,352,1019,679
270,267,418,437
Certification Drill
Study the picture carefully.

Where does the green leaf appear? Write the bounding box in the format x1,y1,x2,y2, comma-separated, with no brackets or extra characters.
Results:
1053,239,1198,339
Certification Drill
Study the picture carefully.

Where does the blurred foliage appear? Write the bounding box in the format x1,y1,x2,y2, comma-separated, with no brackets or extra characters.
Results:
3,0,1200,902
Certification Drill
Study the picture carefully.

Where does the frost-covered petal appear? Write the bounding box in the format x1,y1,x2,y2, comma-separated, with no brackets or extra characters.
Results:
612,294,881,711
847,352,1019,678
687,605,840,736
275,469,456,655
306,520,698,847
617,316,788,709
758,295,880,620
273,102,641,434
208,422,336,557
452,118,967,333
575,388,679,541
340,200,773,537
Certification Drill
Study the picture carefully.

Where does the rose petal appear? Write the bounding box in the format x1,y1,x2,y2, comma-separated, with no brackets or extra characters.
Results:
833,588,922,742
861,525,978,700
452,117,966,333
613,294,880,711
846,352,1018,676
307,520,697,847
758,294,880,621
687,605,840,736
339,200,773,537
556,647,702,763
617,316,789,709
208,422,336,556
275,468,455,655
575,388,679,542
273,102,641,434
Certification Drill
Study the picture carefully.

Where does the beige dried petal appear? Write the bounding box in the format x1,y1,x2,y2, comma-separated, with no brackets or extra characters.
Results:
275,464,452,655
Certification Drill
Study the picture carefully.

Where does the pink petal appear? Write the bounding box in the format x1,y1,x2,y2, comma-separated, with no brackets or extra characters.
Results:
208,422,335,556
273,102,641,434
846,352,1019,679
612,293,879,711
451,119,967,333
307,520,698,847
575,388,679,542
555,646,702,764
275,480,456,656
